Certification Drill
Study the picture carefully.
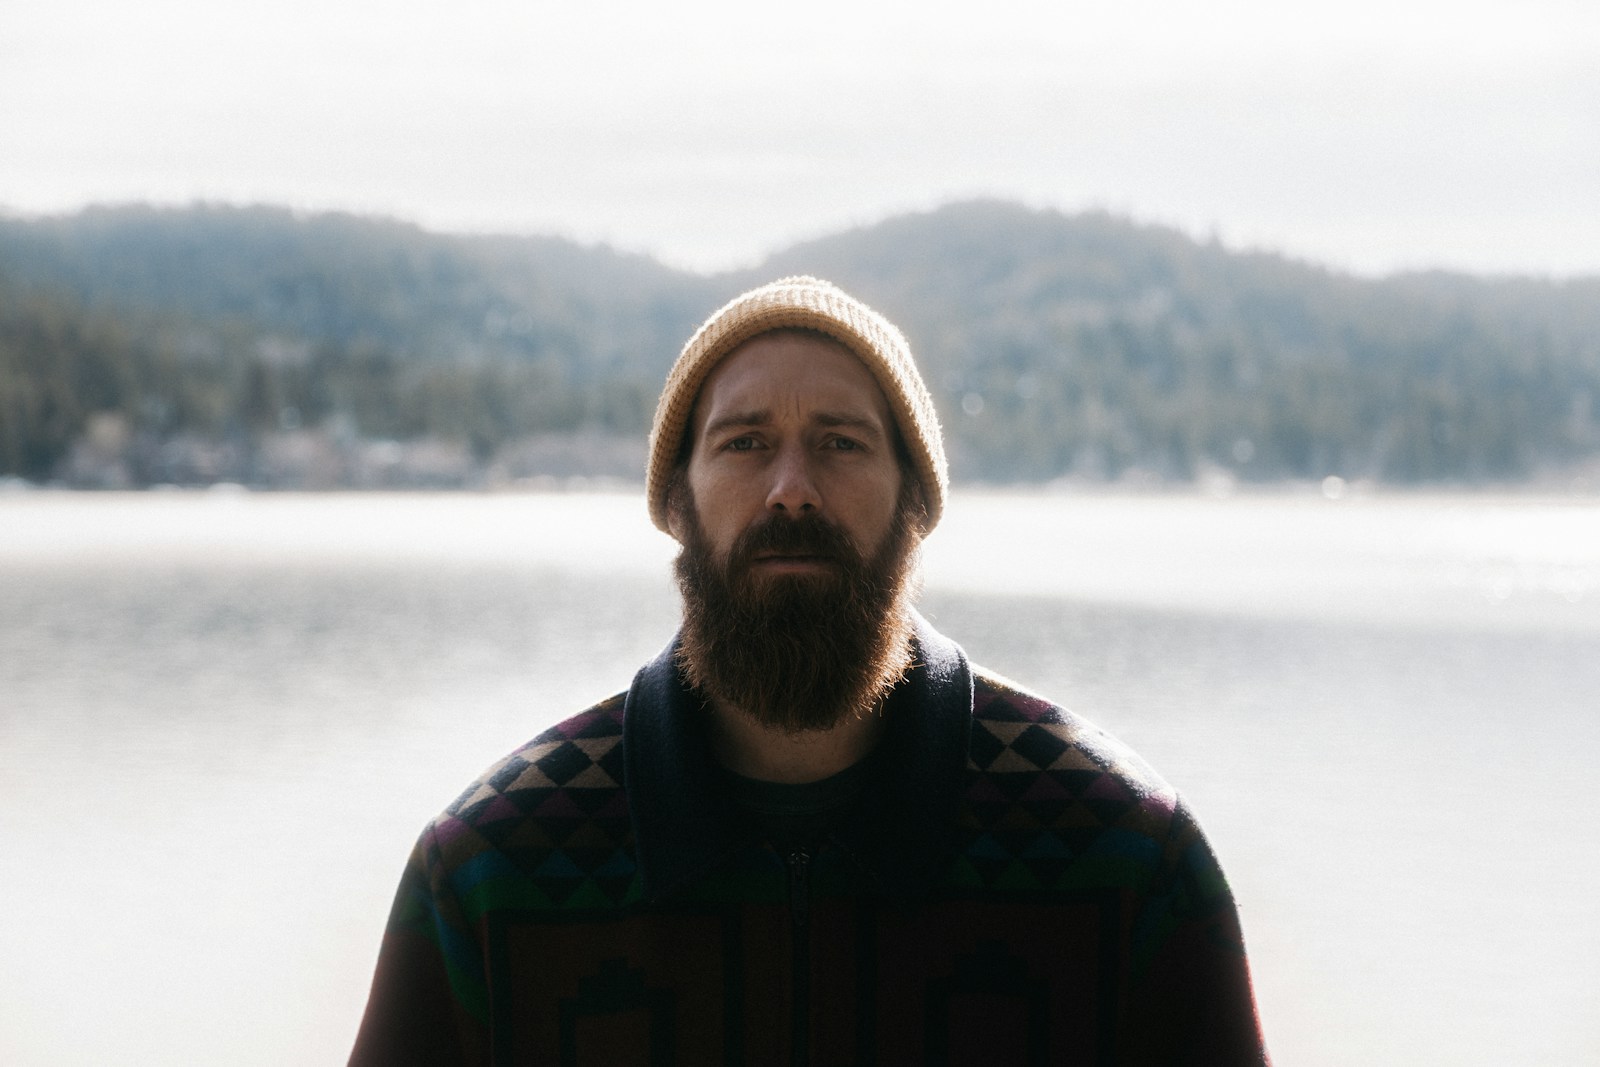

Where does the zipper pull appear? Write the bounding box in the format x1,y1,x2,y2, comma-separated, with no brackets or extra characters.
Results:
786,847,812,927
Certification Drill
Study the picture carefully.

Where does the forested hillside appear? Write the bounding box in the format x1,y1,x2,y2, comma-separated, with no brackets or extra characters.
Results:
3,201,1597,488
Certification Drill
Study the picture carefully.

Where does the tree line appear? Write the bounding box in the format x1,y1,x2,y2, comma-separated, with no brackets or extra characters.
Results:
2,201,1597,488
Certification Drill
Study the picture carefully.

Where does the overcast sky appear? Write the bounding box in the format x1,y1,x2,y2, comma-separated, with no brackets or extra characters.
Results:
3,0,1597,277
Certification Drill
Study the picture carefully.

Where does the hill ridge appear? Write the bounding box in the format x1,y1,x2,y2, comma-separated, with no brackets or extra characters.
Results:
2,200,1596,488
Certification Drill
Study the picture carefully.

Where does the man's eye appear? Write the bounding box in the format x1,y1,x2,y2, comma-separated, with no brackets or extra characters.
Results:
826,437,859,452
727,437,757,452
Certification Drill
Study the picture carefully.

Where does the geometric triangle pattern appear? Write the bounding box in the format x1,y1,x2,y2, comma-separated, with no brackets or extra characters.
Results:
432,692,644,916
950,669,1180,896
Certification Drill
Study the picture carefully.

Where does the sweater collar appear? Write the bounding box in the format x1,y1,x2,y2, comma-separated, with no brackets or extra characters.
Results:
623,612,973,902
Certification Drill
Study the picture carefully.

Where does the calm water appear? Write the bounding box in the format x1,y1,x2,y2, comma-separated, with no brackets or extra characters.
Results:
2,488,1598,1066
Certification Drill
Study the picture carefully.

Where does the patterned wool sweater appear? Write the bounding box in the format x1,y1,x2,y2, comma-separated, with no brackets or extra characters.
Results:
352,617,1269,1065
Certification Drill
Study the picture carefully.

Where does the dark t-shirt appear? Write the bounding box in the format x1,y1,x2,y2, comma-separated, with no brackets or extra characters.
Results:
720,751,881,856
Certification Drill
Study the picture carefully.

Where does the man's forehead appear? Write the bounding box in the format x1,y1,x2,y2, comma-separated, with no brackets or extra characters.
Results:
694,329,892,423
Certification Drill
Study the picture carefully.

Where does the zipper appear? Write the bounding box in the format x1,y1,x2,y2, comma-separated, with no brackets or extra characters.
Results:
787,847,812,1067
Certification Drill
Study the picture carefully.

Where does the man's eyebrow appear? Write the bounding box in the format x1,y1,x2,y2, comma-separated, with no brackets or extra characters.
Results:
702,410,887,438
702,410,771,438
814,412,887,438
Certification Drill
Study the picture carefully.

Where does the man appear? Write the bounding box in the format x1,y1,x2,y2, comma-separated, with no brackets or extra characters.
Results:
352,276,1269,1065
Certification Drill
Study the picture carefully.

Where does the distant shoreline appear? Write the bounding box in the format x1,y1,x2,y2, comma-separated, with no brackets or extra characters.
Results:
6,474,1598,501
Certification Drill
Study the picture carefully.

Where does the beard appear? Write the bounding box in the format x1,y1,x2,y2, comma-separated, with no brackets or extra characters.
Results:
672,481,923,735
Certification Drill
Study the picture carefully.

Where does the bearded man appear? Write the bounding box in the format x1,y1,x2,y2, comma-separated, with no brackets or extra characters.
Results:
351,277,1270,1065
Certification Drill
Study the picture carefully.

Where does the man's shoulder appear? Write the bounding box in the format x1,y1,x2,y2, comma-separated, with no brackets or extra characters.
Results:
416,692,635,880
446,692,629,815
966,665,1179,828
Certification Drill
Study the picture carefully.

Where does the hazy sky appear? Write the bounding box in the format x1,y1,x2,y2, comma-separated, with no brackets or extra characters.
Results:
3,0,1597,276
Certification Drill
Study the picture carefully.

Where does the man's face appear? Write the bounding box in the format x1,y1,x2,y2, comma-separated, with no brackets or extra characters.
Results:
668,330,922,733
675,331,905,567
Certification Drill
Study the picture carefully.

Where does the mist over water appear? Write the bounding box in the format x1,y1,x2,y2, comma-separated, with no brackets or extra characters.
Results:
2,489,1597,1066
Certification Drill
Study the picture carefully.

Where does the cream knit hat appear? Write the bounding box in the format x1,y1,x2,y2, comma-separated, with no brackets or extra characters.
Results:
646,275,947,536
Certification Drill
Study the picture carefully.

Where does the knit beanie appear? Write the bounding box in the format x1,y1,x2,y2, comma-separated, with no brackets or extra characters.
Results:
646,275,948,536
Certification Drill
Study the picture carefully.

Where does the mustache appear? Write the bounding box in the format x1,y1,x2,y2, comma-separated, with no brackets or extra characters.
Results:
729,512,860,570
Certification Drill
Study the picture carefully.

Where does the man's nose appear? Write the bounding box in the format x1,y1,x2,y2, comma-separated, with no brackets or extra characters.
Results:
765,446,820,516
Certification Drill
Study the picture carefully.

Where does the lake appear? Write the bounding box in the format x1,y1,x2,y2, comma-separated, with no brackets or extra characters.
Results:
2,487,1598,1065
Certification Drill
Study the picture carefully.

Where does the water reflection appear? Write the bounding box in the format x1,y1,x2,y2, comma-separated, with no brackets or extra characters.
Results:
2,490,1596,1066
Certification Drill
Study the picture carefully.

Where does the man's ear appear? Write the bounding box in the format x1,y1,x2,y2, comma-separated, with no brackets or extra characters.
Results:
664,466,691,543
901,468,932,535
